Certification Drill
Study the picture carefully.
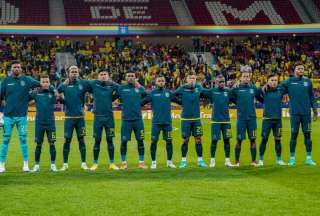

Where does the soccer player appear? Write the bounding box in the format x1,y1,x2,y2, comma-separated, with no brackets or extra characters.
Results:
30,74,58,172
231,67,260,167
173,72,207,168
203,75,233,167
257,74,286,166
280,62,318,166
0,61,41,173
142,75,179,169
58,65,91,171
88,69,119,171
115,71,147,170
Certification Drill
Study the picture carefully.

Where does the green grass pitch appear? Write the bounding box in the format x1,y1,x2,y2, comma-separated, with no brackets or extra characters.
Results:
0,118,320,215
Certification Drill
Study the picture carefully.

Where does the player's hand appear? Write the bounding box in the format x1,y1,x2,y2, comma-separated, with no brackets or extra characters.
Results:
135,79,141,88
232,81,239,88
64,78,70,86
313,113,318,122
262,84,268,93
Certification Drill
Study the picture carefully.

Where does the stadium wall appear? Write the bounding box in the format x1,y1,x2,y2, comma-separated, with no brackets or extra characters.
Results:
2,24,320,36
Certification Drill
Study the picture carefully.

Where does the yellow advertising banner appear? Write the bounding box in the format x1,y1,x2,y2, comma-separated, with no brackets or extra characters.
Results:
26,108,312,121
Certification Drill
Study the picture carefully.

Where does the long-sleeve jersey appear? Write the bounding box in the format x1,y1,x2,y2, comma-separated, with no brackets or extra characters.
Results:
256,87,285,119
142,87,180,124
0,75,40,117
203,87,232,122
280,76,318,116
115,83,146,121
173,84,205,119
230,83,259,120
30,89,55,124
57,79,90,117
88,80,119,117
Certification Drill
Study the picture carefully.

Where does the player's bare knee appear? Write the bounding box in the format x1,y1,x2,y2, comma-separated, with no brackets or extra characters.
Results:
195,136,202,144
183,137,190,144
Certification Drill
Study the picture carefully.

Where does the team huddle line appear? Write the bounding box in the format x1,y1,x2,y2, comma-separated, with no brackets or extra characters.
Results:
0,61,317,173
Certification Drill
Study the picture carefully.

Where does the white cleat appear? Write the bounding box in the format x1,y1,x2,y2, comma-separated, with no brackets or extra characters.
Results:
23,161,30,172
209,159,216,168
0,162,6,173
60,163,69,172
81,162,89,170
90,163,98,171
31,164,40,172
225,160,233,167
150,161,157,169
276,160,287,166
258,160,264,167
167,161,176,169
50,164,58,172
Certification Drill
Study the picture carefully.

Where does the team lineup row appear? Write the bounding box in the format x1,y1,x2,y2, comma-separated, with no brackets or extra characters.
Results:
0,61,317,173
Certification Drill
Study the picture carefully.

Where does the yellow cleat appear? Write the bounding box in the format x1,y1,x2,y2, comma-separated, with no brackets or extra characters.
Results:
120,162,128,170
90,164,98,171
109,163,119,170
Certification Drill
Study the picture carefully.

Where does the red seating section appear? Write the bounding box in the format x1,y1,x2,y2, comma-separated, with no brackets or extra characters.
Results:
185,0,302,25
0,0,49,25
64,0,178,26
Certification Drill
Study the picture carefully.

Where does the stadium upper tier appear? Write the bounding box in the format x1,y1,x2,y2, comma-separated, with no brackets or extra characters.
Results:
1,0,320,26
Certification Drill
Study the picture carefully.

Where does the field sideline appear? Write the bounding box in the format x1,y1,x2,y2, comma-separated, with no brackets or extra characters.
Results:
0,118,320,215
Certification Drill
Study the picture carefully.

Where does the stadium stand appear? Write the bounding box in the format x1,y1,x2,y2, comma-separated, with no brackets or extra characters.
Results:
185,0,303,25
63,0,178,26
0,0,49,25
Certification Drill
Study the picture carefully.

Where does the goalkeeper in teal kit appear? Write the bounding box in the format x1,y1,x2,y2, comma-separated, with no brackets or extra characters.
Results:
280,62,318,166
0,61,41,173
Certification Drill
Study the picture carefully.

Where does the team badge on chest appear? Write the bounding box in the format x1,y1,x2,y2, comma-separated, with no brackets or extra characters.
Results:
20,80,26,87
165,92,170,98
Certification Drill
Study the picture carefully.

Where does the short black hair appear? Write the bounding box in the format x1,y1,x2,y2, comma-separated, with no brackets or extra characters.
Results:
11,60,21,66
293,61,304,70
40,74,49,79
186,72,196,77
267,73,277,80
155,74,165,79
98,68,109,74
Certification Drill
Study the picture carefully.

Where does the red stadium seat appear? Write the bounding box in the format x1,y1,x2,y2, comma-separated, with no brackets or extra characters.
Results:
0,0,49,25
63,0,178,26
185,0,302,25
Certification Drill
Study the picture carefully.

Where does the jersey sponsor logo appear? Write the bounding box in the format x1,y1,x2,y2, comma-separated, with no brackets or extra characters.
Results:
165,92,170,98
122,89,130,92
154,93,161,96
20,80,26,87
7,83,14,86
